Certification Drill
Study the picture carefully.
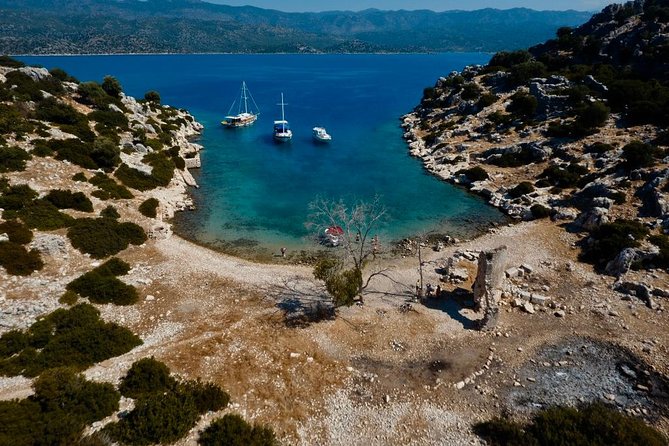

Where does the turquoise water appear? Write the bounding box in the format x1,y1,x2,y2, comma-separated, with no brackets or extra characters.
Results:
20,54,504,256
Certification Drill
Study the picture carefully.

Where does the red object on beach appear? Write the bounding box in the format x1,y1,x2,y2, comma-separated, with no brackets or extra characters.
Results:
325,225,344,236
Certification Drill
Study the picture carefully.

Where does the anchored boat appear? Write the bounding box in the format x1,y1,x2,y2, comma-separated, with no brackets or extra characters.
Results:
221,81,260,128
273,93,292,141
312,127,332,142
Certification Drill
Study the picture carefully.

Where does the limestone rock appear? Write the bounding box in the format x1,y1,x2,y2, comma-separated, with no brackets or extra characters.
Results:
29,234,67,256
574,207,609,231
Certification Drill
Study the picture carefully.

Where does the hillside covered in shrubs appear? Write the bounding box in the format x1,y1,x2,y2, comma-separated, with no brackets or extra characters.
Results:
0,56,279,444
404,0,669,278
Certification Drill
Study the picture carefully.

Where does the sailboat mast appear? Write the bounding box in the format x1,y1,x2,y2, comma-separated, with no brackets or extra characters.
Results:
242,82,249,114
281,93,285,121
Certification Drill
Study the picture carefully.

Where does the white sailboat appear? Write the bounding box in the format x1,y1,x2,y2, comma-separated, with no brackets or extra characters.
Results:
273,93,292,141
221,81,260,128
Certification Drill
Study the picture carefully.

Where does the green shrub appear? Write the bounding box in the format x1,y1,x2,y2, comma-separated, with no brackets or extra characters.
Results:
622,141,659,170
89,173,133,200
489,147,537,168
66,258,138,305
4,71,63,102
105,391,200,446
138,198,159,218
474,403,666,446
0,367,120,446
71,172,87,182
119,357,177,399
100,205,120,219
89,110,129,131
0,330,28,357
115,153,175,191
31,140,54,157
0,55,25,68
0,303,142,377
456,166,489,182
477,93,498,108
530,204,552,219
575,101,610,129
488,111,514,126
180,380,230,414
67,217,147,258
10,200,75,230
508,182,535,199
488,50,533,69
0,219,33,244
461,83,481,101
48,67,75,82
0,103,34,136
44,189,93,212
0,146,31,172
35,97,85,126
90,137,121,170
0,184,37,210
144,90,161,104
58,290,79,306
539,163,589,188
509,61,547,86
580,219,649,267
101,76,123,98
198,414,279,446
76,82,113,109
50,138,97,169
508,91,538,118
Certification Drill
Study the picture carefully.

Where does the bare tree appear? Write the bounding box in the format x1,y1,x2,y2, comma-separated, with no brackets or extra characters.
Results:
307,196,389,306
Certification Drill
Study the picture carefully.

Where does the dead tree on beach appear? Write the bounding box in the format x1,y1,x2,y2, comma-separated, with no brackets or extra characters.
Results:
307,196,389,307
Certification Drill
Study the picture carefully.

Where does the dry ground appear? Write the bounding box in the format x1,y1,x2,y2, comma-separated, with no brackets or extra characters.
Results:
2,219,669,445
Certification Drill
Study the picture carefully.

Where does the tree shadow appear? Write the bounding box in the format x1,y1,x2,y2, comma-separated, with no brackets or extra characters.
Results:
422,287,480,330
261,276,335,328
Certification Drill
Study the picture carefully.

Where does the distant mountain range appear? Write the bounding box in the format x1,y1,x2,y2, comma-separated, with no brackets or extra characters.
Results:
0,0,594,54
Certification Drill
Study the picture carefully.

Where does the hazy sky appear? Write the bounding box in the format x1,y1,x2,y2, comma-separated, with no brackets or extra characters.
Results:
207,0,613,12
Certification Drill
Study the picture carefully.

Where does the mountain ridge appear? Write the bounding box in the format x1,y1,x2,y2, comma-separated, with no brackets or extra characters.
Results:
0,0,593,54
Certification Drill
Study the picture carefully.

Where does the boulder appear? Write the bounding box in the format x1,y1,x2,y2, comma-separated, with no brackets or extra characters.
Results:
29,234,67,256
574,207,609,231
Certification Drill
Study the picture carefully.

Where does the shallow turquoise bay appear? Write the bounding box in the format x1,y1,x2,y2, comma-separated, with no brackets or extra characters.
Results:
20,54,504,256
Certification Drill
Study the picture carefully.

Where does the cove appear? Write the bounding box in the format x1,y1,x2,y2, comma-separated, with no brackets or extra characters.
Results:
19,54,505,258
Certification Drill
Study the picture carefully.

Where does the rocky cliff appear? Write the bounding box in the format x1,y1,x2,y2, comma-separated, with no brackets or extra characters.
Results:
403,0,668,281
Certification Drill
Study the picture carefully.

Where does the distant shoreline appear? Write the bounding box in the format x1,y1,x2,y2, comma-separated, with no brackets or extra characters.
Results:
14,51,494,57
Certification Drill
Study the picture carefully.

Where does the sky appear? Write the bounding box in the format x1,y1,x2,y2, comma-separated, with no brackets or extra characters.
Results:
206,0,613,12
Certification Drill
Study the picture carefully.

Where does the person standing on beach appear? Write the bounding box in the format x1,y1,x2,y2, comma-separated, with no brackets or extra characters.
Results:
281,247,286,258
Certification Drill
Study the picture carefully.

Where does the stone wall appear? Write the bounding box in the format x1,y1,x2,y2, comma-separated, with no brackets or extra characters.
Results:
472,246,508,331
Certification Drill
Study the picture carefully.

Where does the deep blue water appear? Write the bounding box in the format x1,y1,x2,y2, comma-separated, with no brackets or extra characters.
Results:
20,54,503,256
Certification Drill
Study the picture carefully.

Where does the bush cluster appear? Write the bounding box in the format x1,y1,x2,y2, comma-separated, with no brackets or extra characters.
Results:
89,172,133,200
621,141,660,171
580,219,649,268
66,258,138,305
0,367,120,446
0,220,33,244
0,303,142,377
538,163,589,188
105,357,230,446
67,217,147,258
507,181,535,199
507,91,538,119
0,183,37,211
138,197,159,218
100,205,120,219
199,414,279,446
4,70,63,102
44,189,93,212
0,103,34,136
474,403,667,446
488,146,537,168
0,146,31,173
456,166,489,182
8,200,75,230
115,152,175,191
0,241,43,276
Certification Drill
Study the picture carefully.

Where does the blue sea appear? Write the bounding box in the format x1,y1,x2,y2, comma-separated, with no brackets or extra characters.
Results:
20,54,504,257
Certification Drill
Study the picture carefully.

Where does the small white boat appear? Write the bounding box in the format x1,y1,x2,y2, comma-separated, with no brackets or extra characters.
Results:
273,93,292,141
222,81,260,128
313,127,332,142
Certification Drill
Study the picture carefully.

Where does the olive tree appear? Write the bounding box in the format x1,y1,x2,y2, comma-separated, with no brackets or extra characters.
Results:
307,196,388,307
